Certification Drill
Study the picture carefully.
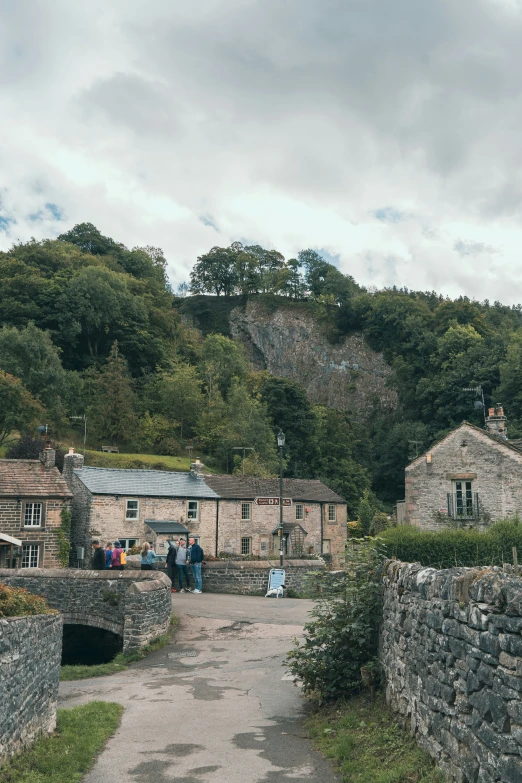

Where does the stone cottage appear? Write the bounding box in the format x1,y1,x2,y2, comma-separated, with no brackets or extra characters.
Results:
63,451,347,565
404,406,522,530
0,446,72,568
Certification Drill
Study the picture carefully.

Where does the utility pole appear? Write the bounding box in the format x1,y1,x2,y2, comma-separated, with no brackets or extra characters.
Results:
408,440,423,459
463,385,486,426
70,415,87,451
276,430,285,568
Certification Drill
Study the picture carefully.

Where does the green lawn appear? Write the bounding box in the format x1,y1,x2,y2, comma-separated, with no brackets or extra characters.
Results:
0,701,123,783
306,693,444,783
84,450,192,471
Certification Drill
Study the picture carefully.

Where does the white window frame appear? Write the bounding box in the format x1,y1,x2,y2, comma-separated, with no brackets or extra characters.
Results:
295,503,304,521
21,543,39,568
328,504,336,522
23,502,42,527
241,537,251,555
187,500,199,521
125,499,139,521
119,538,139,550
241,502,251,521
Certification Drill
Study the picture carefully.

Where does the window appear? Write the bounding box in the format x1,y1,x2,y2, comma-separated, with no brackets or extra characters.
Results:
295,504,304,521
449,480,476,520
241,502,251,521
125,500,139,520
119,538,139,550
188,501,199,520
241,537,251,555
21,544,39,568
23,502,42,527
328,504,336,522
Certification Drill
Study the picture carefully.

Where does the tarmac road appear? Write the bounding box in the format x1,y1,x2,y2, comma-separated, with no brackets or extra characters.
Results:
58,593,340,783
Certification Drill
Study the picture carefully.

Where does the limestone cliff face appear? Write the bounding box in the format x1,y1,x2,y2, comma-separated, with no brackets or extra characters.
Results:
229,300,397,417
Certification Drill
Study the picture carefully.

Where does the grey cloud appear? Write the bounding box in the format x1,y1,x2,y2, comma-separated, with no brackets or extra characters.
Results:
454,240,498,256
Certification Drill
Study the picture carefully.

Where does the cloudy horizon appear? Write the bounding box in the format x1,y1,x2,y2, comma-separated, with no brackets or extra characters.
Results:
3,0,522,303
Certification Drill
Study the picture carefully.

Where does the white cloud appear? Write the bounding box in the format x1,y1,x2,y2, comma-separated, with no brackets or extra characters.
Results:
2,0,522,302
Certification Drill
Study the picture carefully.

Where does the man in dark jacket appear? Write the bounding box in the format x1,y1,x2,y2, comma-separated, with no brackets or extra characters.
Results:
165,538,178,593
188,538,204,593
91,539,105,570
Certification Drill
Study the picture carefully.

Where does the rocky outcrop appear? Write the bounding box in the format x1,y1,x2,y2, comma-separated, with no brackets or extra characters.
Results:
229,299,396,417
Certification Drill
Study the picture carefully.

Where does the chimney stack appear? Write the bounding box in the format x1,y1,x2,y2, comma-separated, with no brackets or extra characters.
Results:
190,458,205,479
485,404,508,440
63,447,85,486
39,446,56,469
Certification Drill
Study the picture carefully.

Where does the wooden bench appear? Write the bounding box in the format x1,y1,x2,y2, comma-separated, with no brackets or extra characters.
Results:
100,446,119,453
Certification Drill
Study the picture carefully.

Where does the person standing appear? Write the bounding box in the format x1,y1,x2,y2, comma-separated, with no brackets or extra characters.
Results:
104,542,113,569
91,539,105,570
188,537,204,594
111,540,124,570
140,542,156,571
175,539,191,593
166,538,177,592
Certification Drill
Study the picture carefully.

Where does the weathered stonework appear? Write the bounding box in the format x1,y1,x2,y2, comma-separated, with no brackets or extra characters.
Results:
0,569,172,654
229,299,397,417
202,559,326,595
0,613,62,765
381,561,522,783
405,423,522,530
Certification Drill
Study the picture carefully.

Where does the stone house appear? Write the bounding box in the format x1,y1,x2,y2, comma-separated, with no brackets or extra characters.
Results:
404,406,522,530
63,451,347,565
0,447,72,568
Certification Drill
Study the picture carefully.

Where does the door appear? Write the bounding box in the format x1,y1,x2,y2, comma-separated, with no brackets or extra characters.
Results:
322,539,331,554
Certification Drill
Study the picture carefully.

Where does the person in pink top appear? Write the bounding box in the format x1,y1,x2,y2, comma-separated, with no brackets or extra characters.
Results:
111,541,124,570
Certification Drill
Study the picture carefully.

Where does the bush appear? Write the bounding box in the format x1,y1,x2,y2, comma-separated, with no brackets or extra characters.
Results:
379,520,522,569
0,583,55,617
287,538,385,702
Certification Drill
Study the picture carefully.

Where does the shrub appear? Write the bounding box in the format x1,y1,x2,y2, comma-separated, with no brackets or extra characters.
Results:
287,538,386,702
0,583,55,617
379,520,522,569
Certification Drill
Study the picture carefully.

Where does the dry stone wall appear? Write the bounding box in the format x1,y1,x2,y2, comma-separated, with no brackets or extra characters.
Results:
201,559,326,596
0,569,172,654
0,613,62,765
381,561,522,783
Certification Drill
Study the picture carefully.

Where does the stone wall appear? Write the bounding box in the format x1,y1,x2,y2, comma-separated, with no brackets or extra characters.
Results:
405,423,522,530
381,560,522,783
0,569,172,654
0,613,62,765
201,559,326,596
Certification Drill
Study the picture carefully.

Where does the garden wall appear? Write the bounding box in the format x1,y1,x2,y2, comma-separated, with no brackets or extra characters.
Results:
381,561,522,783
0,613,62,765
201,560,326,595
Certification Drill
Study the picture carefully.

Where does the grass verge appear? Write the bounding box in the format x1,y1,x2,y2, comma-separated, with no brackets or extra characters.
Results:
306,692,444,783
0,701,123,783
60,615,178,681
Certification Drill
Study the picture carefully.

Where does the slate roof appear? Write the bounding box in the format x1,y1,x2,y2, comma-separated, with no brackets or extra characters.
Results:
73,467,219,498
204,476,345,503
145,520,190,534
0,459,72,498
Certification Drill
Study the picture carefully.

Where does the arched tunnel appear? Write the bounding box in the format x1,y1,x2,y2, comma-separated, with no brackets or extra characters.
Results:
61,624,123,666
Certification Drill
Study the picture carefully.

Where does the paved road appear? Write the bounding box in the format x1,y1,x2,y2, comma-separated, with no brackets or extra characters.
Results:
59,593,340,783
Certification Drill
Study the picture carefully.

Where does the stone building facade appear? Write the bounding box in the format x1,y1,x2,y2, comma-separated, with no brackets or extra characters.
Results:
405,421,522,530
0,449,72,569
63,452,347,566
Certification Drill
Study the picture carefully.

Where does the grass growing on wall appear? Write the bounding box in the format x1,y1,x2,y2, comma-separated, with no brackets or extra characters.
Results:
307,693,444,783
379,520,522,569
60,616,178,681
0,701,123,783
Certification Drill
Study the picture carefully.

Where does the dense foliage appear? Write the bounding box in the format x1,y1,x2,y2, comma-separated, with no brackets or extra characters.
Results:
3,222,522,513
0,583,55,617
287,539,385,701
380,521,522,569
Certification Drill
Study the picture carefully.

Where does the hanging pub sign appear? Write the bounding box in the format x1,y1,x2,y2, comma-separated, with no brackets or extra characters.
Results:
254,497,293,506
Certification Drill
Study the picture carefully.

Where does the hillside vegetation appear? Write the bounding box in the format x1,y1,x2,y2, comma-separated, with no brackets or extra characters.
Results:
1,224,522,515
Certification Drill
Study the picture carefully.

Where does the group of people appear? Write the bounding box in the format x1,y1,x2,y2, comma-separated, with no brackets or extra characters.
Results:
91,540,127,570
91,536,205,594
166,537,205,594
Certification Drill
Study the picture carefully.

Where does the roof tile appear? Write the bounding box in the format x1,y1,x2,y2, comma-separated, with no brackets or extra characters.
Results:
0,460,72,498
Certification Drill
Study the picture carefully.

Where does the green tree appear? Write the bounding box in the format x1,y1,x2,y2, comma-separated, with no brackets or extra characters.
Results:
58,222,123,256
146,364,204,440
199,333,249,403
88,342,136,445
357,489,376,536
496,331,522,421
0,371,42,447
190,246,239,296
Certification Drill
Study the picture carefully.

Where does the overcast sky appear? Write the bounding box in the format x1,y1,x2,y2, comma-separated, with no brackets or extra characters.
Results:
3,0,522,302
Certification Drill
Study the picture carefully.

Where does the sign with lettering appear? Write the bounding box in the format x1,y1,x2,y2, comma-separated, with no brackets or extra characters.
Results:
255,497,292,506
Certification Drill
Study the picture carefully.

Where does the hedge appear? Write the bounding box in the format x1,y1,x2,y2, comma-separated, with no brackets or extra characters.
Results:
0,583,55,617
379,521,522,570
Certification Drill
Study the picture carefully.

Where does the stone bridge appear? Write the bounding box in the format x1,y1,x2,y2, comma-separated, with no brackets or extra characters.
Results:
0,569,172,653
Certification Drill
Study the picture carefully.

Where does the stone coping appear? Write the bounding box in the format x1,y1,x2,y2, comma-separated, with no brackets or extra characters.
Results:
203,559,325,570
0,567,170,585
